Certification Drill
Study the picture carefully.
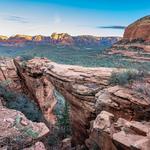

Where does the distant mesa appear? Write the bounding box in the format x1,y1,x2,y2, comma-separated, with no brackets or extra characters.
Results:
32,35,50,42
0,32,121,47
0,35,8,40
123,15,150,41
107,15,150,63
51,32,74,45
0,16,149,47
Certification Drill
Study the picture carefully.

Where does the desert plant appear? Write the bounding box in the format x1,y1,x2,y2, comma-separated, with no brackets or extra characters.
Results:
93,142,100,150
20,54,34,61
57,100,71,138
7,94,42,122
0,84,42,122
0,79,12,86
0,84,16,100
55,90,71,137
134,83,150,97
109,70,144,85
20,61,27,69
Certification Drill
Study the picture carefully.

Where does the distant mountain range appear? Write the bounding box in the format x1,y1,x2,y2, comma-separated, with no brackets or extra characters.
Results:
0,33,121,47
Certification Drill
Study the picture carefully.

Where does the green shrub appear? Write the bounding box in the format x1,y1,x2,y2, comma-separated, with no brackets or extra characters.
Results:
54,91,71,139
57,100,71,138
134,83,150,97
20,54,34,61
0,84,42,122
0,79,12,86
109,70,144,85
93,142,100,150
0,84,16,100
20,61,27,69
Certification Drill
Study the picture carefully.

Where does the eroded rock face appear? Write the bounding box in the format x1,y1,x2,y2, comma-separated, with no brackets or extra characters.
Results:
95,86,150,120
23,142,47,150
0,57,23,92
86,84,150,150
0,101,49,149
1,57,150,149
106,16,150,63
14,59,57,125
15,57,117,145
124,16,150,42
0,33,121,47
0,57,57,125
86,111,150,150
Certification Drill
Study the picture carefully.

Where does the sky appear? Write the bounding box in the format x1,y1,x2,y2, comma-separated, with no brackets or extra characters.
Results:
0,0,149,37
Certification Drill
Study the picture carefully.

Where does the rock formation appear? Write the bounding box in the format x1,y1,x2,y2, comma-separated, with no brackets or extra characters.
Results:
0,97,49,150
124,16,150,42
51,33,74,45
107,16,150,63
0,15,150,149
0,35,8,40
0,33,121,47
0,57,57,125
0,56,150,149
15,57,117,145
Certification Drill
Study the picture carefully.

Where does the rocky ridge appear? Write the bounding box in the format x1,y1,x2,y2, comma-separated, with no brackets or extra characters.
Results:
0,15,150,149
124,16,150,42
107,15,150,63
0,57,149,149
0,33,121,47
0,97,49,150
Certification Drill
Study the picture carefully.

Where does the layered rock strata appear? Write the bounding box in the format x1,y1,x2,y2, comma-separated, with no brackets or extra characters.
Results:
0,57,150,149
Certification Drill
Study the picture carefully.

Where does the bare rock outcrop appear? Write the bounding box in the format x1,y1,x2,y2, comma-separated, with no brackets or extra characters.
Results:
23,142,47,150
1,57,150,149
86,111,150,150
0,57,57,125
0,101,49,149
13,57,150,149
124,16,150,42
106,16,150,63
15,57,117,145
0,57,23,92
86,84,150,150
14,59,57,125
95,86,150,120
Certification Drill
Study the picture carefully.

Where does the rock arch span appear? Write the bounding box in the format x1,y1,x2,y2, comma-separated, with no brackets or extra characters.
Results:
14,57,114,145
1,57,150,149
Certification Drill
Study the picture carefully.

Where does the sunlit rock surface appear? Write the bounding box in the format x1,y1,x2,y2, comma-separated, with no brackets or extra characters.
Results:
0,57,150,149
0,98,49,149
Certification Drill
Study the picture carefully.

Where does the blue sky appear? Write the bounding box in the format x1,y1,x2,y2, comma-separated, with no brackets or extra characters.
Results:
0,0,149,36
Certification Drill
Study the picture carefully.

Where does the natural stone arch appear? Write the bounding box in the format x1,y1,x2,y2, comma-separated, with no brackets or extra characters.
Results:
15,57,115,145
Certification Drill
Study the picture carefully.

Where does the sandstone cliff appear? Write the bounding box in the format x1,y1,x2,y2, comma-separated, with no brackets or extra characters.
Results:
0,97,49,149
0,15,150,149
0,57,150,149
124,16,150,42
0,33,121,47
107,16,150,63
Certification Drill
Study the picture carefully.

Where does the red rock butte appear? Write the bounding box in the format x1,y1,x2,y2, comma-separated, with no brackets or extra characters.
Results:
124,15,150,41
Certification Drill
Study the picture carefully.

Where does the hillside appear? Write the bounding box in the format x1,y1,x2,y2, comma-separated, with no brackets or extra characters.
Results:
124,15,150,42
0,33,121,47
0,15,150,150
106,16,150,65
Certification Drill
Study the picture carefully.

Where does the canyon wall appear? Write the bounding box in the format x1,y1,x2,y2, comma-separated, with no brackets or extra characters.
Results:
123,16,150,42
14,58,150,149
0,15,150,149
14,58,116,145
0,56,150,149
